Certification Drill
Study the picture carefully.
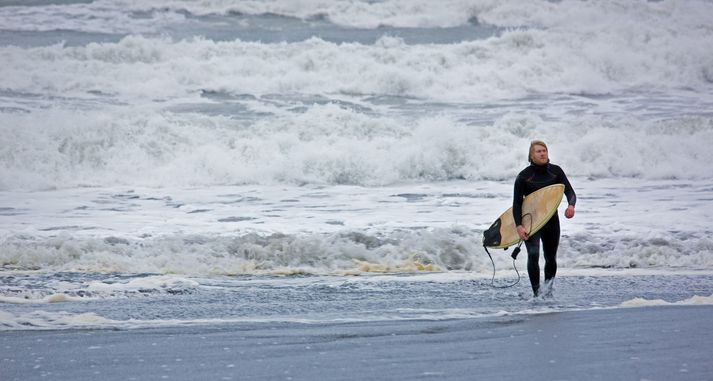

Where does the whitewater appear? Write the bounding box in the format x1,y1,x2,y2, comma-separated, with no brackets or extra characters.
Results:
1,0,713,340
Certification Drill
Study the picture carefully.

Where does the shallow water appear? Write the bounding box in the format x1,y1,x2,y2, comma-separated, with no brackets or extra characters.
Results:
2,270,713,331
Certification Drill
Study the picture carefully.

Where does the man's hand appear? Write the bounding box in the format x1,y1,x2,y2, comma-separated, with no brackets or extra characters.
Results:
565,205,575,219
516,225,529,241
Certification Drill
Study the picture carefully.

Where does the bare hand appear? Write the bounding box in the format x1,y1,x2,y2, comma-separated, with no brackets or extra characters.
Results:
565,205,575,219
516,225,529,241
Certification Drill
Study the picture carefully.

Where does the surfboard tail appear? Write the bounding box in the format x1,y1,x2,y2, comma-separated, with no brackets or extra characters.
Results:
482,218,502,248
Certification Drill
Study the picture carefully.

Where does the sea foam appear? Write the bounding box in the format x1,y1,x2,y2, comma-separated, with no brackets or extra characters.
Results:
1,104,711,190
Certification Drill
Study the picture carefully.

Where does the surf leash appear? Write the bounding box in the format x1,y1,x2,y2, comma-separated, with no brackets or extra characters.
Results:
482,213,532,289
483,243,521,288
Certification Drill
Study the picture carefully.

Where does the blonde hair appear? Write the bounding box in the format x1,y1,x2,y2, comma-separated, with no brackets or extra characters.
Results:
528,140,548,163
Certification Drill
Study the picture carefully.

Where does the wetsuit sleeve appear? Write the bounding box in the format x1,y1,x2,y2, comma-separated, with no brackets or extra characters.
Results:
557,166,577,206
512,175,526,226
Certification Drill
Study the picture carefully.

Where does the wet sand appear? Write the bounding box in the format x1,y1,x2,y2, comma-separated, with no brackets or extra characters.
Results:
2,305,712,381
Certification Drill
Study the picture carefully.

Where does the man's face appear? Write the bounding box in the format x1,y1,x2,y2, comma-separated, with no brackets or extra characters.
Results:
531,145,549,165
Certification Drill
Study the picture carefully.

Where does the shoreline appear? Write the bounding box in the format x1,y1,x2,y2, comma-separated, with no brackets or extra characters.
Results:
2,304,712,381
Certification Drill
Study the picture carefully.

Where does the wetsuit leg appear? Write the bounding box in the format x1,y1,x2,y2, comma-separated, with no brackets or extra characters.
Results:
540,215,560,282
525,232,542,296
525,215,561,296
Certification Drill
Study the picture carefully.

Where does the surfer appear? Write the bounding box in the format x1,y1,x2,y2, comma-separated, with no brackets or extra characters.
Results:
514,140,576,297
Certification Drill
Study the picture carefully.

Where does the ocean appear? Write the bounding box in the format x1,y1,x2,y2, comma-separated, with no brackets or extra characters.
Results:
1,0,713,346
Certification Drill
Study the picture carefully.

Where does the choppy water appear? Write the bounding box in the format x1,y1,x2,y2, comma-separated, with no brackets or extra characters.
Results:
1,0,713,331
3,271,713,331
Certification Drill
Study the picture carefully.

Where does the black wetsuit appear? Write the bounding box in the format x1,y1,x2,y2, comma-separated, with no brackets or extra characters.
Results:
513,162,576,296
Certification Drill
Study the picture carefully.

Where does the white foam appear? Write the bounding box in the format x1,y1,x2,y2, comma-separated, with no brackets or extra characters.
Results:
1,225,710,277
1,179,711,276
3,1,712,104
0,293,81,304
620,297,670,308
620,294,713,308
2,28,711,101
0,2,184,34
0,310,116,331
0,275,199,304
0,306,517,331
83,275,200,294
1,106,712,191
109,0,477,28
87,0,713,32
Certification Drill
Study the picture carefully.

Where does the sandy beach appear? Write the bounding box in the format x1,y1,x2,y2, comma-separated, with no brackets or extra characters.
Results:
3,304,711,381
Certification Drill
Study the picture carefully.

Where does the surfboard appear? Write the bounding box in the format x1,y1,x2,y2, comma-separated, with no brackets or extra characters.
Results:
482,184,565,249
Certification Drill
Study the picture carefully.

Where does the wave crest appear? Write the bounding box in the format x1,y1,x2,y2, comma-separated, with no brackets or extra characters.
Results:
2,227,711,276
